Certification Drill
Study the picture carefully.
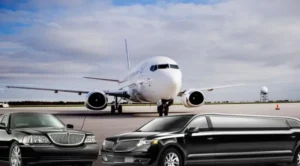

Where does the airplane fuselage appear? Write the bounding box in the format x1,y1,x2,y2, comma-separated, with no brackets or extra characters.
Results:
118,56,182,103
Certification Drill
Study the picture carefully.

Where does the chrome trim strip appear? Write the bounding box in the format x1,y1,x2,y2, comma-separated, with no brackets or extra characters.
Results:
157,129,300,140
192,129,300,137
113,139,140,152
186,156,293,164
188,150,292,158
48,132,85,146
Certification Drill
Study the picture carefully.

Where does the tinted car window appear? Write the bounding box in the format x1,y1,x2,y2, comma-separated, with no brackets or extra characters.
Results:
10,113,65,129
137,115,194,132
186,116,209,130
1,115,9,127
210,115,289,130
287,119,300,128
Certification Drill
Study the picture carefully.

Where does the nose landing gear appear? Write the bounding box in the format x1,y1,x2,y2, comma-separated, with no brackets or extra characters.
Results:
157,99,173,117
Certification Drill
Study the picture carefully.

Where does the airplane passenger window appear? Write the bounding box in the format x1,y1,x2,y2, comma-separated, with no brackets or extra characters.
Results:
157,64,169,69
170,64,179,69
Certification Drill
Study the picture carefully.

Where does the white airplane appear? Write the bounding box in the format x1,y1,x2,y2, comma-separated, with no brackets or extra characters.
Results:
7,40,243,116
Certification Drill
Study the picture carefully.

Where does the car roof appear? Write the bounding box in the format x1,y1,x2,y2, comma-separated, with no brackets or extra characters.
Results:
195,113,299,121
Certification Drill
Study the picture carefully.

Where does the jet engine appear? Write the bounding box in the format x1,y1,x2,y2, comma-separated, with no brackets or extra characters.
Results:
85,91,108,110
181,89,205,107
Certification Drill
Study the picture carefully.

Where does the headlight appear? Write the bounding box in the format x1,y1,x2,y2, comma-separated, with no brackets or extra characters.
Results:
23,135,51,145
102,140,114,150
137,139,159,147
85,135,97,144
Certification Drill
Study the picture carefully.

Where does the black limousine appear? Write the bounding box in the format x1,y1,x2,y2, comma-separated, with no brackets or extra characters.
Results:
0,112,99,166
101,113,300,166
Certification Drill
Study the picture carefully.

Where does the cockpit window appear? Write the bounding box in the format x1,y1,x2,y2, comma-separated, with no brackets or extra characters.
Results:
150,64,179,72
150,65,157,72
158,64,169,69
170,64,179,69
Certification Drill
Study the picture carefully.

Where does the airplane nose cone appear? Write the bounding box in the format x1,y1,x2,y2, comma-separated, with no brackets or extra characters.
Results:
160,71,182,99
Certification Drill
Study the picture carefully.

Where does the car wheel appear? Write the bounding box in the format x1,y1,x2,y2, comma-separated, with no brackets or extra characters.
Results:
291,149,300,166
158,148,182,166
9,142,22,166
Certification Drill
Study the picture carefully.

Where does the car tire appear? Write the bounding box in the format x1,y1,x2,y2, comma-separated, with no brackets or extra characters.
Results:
291,148,300,166
158,148,183,166
9,141,23,166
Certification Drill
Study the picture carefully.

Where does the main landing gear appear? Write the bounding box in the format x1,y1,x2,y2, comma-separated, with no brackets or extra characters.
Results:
111,97,123,115
157,99,173,117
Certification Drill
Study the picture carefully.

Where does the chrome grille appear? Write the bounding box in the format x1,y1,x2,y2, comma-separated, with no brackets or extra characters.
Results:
114,140,139,152
48,133,85,146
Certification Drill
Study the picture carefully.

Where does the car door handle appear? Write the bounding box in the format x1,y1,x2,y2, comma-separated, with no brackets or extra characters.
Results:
291,135,296,139
207,137,214,141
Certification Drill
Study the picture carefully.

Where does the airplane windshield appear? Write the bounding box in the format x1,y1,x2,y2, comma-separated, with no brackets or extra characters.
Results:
150,64,179,72
158,64,169,69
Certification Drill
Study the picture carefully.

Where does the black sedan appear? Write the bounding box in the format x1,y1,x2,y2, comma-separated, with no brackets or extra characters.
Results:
101,113,300,166
0,112,99,166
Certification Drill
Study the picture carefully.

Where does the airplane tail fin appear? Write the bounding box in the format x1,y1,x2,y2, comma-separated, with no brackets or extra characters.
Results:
125,39,131,70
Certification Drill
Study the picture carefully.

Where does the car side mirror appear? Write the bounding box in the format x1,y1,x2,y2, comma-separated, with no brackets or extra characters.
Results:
186,127,200,134
66,124,74,129
0,123,6,130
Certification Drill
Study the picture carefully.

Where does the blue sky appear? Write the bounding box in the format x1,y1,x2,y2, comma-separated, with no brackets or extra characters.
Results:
0,0,300,102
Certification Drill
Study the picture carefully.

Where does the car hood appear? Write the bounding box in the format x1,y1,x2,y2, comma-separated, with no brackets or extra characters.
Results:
15,127,85,135
106,131,174,142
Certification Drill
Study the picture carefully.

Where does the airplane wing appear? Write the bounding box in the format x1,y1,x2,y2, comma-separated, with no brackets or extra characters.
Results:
178,84,245,96
6,86,129,98
83,77,119,82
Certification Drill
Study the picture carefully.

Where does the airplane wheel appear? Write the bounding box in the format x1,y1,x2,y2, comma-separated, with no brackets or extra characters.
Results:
111,105,116,115
158,106,163,117
164,107,169,116
117,105,123,114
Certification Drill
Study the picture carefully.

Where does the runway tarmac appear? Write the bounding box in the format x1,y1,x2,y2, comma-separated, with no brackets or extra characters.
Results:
1,103,299,166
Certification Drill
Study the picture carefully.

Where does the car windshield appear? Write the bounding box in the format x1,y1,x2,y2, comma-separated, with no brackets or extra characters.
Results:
136,115,194,132
10,113,65,129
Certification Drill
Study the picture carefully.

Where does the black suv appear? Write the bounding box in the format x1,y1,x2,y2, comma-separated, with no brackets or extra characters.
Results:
101,113,300,166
